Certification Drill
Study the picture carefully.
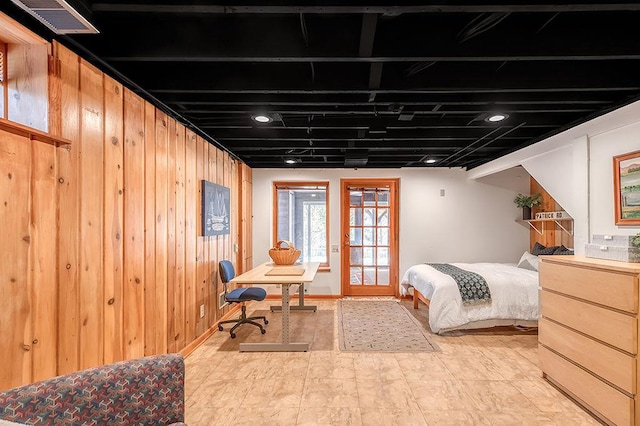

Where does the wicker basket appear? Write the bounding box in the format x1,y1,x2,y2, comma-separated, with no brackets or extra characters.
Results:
268,240,301,265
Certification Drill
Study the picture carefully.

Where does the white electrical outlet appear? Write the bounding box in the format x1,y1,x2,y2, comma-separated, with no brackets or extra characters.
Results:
199,304,205,318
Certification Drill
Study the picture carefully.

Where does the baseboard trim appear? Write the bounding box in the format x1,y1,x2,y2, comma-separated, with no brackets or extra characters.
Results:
181,294,344,357
180,304,242,358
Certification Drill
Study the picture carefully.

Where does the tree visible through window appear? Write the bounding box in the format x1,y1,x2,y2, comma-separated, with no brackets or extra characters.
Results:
274,182,329,267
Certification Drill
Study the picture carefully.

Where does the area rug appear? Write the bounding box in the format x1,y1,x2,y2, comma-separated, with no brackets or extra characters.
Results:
337,299,440,352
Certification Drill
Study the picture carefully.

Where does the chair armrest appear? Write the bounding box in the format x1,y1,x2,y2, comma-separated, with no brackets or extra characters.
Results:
0,354,185,425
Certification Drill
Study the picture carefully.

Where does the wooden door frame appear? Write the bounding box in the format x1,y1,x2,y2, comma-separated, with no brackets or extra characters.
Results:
340,178,400,297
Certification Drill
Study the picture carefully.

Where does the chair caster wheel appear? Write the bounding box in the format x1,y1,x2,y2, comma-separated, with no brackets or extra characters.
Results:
230,332,236,339
218,325,223,331
264,319,269,325
260,328,266,334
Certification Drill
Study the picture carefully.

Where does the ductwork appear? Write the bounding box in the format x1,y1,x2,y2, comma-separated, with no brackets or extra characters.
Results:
10,0,98,34
345,149,369,167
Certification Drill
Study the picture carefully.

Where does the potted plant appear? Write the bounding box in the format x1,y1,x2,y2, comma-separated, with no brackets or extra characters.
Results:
514,193,543,220
632,232,640,249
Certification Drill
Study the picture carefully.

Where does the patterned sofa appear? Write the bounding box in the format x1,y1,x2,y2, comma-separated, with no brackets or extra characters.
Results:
0,353,185,425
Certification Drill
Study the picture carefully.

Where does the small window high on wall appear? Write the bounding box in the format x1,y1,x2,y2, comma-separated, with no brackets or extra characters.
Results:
273,181,329,268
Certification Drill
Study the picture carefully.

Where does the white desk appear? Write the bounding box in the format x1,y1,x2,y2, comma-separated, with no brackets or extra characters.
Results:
230,261,320,352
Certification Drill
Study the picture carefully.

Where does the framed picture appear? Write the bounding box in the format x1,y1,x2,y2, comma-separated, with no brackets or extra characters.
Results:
202,180,230,236
613,149,640,225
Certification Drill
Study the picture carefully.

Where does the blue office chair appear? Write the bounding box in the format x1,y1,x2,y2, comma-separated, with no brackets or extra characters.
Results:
217,260,268,338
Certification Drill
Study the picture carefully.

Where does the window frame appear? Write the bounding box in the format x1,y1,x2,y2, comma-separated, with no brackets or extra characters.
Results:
272,181,330,270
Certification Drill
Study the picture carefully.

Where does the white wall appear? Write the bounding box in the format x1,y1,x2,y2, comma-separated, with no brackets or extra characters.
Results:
253,167,530,295
470,100,640,253
517,138,591,253
590,121,640,235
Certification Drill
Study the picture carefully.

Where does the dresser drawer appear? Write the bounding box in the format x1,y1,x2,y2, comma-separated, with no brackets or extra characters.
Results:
541,290,637,354
539,317,636,393
540,345,633,426
540,260,638,313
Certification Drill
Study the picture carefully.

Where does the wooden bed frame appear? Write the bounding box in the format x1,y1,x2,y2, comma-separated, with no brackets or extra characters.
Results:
413,288,430,309
410,287,538,333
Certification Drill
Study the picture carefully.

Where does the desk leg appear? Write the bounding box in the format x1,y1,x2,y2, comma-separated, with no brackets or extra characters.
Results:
240,283,309,352
270,283,317,313
282,283,290,344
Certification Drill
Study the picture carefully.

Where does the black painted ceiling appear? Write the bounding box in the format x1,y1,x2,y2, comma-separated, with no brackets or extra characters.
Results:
8,1,640,168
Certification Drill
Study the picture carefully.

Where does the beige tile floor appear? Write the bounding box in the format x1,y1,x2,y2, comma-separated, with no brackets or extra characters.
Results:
184,298,601,425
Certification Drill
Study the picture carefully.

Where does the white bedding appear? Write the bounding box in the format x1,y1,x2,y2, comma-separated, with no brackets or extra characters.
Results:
400,262,539,334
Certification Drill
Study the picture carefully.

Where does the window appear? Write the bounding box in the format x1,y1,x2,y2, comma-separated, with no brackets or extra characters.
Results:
273,181,329,268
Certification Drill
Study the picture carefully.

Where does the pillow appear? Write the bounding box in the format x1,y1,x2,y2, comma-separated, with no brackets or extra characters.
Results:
553,245,574,255
531,242,560,256
517,251,540,272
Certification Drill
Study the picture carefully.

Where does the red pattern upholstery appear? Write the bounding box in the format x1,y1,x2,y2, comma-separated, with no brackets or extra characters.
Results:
0,354,185,425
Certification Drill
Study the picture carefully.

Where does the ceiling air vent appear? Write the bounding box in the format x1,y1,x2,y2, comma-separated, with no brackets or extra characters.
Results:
345,150,369,167
10,0,98,34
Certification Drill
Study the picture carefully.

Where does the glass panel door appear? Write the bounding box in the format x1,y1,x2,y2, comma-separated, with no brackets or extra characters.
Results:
341,179,398,296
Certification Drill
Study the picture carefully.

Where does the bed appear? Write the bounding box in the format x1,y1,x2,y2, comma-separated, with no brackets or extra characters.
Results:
400,262,539,334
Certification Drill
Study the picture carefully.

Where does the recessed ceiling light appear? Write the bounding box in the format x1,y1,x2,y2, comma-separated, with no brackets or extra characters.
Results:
285,158,297,164
486,113,508,122
425,159,437,164
252,114,272,123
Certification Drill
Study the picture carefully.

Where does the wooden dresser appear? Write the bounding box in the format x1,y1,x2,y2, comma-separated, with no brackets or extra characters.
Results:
539,255,640,426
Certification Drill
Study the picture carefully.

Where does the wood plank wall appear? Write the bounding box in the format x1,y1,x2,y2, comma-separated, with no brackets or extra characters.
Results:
0,42,6,119
530,178,574,249
6,43,48,131
240,165,253,272
0,41,248,390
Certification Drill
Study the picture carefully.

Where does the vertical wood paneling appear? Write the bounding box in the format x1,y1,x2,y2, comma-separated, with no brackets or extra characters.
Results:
166,118,177,353
529,178,573,249
174,124,186,350
209,145,219,325
122,89,145,358
530,179,556,248
231,159,238,269
6,44,48,131
222,150,232,318
241,165,253,273
143,102,156,355
154,111,169,354
54,43,79,375
1,40,252,389
47,55,61,138
122,89,145,359
78,60,104,369
0,132,32,388
0,42,6,119
30,141,57,381
195,136,207,336
102,76,124,364
224,152,231,264
184,130,197,343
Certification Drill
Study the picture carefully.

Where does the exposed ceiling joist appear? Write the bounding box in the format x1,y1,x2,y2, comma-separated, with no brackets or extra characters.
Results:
9,0,637,169
150,87,640,94
103,54,640,62
91,4,640,14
